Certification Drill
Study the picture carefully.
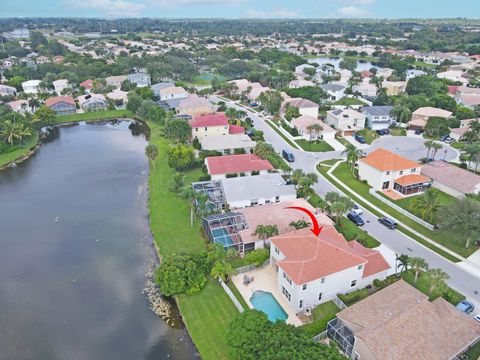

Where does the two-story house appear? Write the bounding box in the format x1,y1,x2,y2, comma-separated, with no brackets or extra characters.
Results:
325,109,366,136
45,96,76,115
21,80,41,95
358,148,431,196
363,106,395,130
270,227,390,314
53,79,69,96
77,93,108,112
127,72,151,88
158,86,189,102
190,113,230,139
320,83,346,101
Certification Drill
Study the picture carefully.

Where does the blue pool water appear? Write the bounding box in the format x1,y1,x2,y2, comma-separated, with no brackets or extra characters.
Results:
250,291,288,322
211,228,234,246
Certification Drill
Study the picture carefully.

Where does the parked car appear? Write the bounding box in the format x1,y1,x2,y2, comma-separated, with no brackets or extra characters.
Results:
378,217,397,229
347,212,365,226
351,204,363,215
456,300,475,314
439,135,455,144
355,134,366,144
249,102,258,107
376,129,390,136
415,129,423,135
474,314,480,322
282,150,295,162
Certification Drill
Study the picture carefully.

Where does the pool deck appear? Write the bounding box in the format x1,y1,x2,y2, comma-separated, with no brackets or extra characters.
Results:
232,265,303,327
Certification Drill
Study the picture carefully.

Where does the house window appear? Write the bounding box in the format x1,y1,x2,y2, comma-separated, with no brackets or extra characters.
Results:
351,280,357,287
195,128,198,132
275,196,280,202
204,127,207,131
299,300,303,308
302,284,307,290
250,199,258,206
318,292,323,301
282,286,291,301
321,277,325,284
274,247,280,255
283,272,292,285
411,168,416,173
399,170,403,175
358,264,363,270
265,199,271,204
386,171,390,175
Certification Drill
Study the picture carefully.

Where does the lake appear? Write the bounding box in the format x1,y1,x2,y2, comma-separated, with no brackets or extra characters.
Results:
308,57,380,72
0,121,197,360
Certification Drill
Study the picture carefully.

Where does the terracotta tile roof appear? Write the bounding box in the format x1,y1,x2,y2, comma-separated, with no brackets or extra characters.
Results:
360,148,420,172
80,79,93,89
190,113,228,127
229,125,245,134
337,280,480,360
421,160,480,194
412,107,452,118
394,174,431,186
205,154,273,175
272,228,389,284
45,96,75,107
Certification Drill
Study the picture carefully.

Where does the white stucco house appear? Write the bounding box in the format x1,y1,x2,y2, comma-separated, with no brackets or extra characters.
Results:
320,83,346,101
325,108,366,136
53,79,69,95
270,227,390,313
291,115,336,141
284,98,319,118
158,86,189,102
363,106,395,130
205,154,273,180
21,80,41,94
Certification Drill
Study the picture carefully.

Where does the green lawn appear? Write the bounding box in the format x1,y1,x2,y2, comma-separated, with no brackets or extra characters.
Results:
390,128,407,136
296,139,334,152
226,280,249,310
330,162,472,258
464,340,480,360
391,190,457,225
450,142,465,150
51,109,134,125
335,136,350,148
333,98,367,106
147,121,240,359
335,218,381,248
300,301,340,337
0,132,39,168
265,120,300,149
357,129,379,144
316,161,464,261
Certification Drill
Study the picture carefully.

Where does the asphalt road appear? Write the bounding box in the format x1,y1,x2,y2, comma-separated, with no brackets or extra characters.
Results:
212,96,480,305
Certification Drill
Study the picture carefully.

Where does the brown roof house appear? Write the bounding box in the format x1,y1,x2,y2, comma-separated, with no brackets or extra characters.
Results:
408,107,452,130
328,280,480,360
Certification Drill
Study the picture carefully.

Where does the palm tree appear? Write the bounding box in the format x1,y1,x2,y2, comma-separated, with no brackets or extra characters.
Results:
297,173,318,199
253,141,274,159
396,254,410,277
264,225,279,239
0,120,32,145
424,140,434,159
390,105,412,124
330,201,348,224
180,186,198,227
211,260,237,283
145,144,159,172
409,257,428,284
195,192,210,218
411,188,441,223
425,268,449,295
342,143,363,174
289,220,310,230
430,142,443,160
290,169,305,185
169,173,185,194
28,98,41,112
439,197,480,248
254,225,268,240
306,123,323,149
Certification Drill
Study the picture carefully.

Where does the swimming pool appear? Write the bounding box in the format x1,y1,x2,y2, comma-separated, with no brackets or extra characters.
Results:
211,228,234,246
250,291,288,322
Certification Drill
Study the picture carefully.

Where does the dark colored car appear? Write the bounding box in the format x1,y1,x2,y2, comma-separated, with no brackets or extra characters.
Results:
282,150,295,162
347,212,365,226
376,129,390,136
415,129,424,135
456,300,475,314
355,134,366,144
378,216,397,229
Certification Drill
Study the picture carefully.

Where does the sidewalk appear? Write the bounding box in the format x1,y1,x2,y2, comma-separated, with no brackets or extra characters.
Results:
324,137,346,151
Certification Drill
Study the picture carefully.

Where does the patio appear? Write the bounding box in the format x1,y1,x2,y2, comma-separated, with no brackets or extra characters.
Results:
382,189,404,200
232,265,303,326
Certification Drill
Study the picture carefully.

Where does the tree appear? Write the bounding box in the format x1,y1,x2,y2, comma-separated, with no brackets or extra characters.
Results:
227,310,347,360
396,254,410,277
145,144,159,172
164,119,191,143
180,186,199,227
324,191,354,223
285,86,327,104
253,141,275,159
431,94,457,112
167,144,195,171
342,144,363,174
154,251,211,296
455,106,475,120
409,257,428,284
424,140,434,159
424,117,450,138
254,224,279,240
284,104,300,121
425,268,449,296
406,75,448,97
439,197,480,248
390,105,412,124
339,58,357,71
169,173,185,194
306,123,323,148
297,173,318,199
290,169,305,185
211,260,237,283
289,220,310,230
126,92,143,113
0,120,32,145
33,105,56,123
258,90,282,116
7,76,25,91
411,188,441,223
135,86,155,100
430,142,443,160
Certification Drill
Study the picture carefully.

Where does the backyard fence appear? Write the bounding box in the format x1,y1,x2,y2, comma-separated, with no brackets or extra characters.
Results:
312,330,328,342
368,189,435,230
235,259,270,274
218,279,244,313
332,295,347,310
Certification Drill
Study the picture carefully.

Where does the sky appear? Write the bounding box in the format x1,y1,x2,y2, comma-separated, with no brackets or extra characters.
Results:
2,0,480,19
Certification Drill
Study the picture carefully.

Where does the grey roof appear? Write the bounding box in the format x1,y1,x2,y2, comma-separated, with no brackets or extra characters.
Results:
151,82,174,91
320,83,345,92
128,72,150,82
363,106,394,116
160,98,183,110
200,134,256,152
222,173,296,203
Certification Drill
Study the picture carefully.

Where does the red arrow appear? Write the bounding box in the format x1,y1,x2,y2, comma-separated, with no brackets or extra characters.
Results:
285,206,323,236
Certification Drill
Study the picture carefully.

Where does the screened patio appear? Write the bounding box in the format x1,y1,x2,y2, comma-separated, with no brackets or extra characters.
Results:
202,212,248,252
192,180,226,212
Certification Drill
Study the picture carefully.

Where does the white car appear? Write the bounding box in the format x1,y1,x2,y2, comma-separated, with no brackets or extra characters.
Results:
351,204,363,216
474,314,480,322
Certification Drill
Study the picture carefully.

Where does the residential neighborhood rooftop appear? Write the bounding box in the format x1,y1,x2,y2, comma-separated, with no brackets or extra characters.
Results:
190,113,228,127
45,95,75,107
205,154,273,175
360,148,421,172
421,160,480,194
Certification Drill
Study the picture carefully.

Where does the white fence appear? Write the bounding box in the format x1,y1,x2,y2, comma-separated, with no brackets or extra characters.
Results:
332,295,347,310
235,259,270,274
312,330,328,342
368,189,435,230
218,279,244,313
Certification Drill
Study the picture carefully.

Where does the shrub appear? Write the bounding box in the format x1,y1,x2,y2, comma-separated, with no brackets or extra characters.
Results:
338,288,369,306
198,174,211,181
373,275,399,290
243,248,270,266
251,170,260,176
226,173,238,178
167,144,195,171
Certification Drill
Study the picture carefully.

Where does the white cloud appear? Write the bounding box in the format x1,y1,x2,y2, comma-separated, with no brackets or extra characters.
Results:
151,0,245,6
337,6,371,17
245,8,298,18
62,0,145,16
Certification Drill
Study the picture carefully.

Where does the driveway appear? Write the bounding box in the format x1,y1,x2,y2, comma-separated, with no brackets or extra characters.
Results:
369,136,458,162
